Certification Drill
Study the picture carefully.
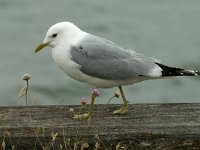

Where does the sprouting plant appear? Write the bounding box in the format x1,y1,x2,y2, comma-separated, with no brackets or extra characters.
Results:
116,143,121,150
69,108,74,113
17,73,31,107
104,90,121,112
80,142,89,150
91,88,100,97
1,139,6,150
17,86,27,100
107,90,121,105
23,73,31,107
95,143,100,150
80,97,88,106
51,132,58,142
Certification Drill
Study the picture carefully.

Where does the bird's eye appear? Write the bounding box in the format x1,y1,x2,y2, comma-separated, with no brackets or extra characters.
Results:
52,34,57,38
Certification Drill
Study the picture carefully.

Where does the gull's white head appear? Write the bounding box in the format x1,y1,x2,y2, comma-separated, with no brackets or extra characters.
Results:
35,22,82,53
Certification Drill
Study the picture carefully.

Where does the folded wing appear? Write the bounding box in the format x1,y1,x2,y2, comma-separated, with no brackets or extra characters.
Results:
71,34,162,80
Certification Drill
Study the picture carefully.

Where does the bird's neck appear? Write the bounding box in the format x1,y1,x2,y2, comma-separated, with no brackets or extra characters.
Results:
51,32,87,71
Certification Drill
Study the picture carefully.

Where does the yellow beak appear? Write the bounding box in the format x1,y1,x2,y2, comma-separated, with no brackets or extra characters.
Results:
35,43,48,53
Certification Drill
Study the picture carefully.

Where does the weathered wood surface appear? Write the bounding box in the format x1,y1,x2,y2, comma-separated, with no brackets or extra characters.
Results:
0,104,200,149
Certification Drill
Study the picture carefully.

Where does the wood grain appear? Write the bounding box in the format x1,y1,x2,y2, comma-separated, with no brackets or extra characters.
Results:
0,104,200,149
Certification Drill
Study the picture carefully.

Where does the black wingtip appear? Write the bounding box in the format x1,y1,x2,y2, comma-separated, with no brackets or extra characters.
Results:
156,63,199,77
195,71,200,75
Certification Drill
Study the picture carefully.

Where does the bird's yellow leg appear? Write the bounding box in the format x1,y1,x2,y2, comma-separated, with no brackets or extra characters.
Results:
73,94,96,124
113,86,129,114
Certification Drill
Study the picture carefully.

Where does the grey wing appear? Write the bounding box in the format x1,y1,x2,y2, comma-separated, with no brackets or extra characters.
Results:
71,34,161,80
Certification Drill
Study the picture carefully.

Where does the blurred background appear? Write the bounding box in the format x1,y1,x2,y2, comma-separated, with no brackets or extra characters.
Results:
0,0,200,106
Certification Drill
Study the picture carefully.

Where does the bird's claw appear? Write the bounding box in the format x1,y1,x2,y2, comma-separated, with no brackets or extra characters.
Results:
73,113,92,124
113,101,129,114
73,113,90,119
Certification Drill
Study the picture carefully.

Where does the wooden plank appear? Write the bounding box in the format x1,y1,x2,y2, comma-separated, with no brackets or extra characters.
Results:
0,104,200,149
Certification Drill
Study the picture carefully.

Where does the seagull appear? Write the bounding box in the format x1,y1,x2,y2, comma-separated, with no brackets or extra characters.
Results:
35,22,200,122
